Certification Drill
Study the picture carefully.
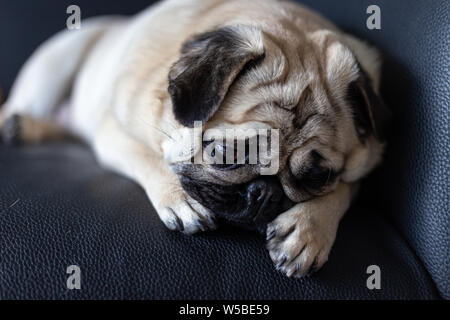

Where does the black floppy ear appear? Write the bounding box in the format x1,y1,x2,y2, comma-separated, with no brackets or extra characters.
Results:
347,67,391,142
168,26,265,127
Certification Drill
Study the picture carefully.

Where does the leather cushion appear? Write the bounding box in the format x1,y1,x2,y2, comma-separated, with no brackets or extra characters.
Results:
0,143,439,299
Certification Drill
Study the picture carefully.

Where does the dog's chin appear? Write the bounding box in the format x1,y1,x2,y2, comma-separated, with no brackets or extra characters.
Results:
178,174,295,233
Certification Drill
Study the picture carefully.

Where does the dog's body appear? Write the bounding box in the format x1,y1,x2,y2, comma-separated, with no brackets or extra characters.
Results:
0,0,388,277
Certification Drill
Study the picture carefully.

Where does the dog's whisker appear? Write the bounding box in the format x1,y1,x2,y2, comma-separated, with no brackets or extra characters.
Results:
137,117,175,141
325,167,332,186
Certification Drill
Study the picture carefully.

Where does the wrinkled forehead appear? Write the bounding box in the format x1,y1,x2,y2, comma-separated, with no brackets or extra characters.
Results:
212,29,359,126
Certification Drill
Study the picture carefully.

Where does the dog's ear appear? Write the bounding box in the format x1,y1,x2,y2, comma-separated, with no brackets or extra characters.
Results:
168,26,265,127
347,68,391,141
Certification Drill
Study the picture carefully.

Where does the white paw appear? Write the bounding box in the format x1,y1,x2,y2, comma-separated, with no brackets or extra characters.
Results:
156,197,217,234
266,204,338,277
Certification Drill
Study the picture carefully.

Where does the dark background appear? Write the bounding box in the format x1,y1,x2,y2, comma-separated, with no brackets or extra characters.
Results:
0,0,159,95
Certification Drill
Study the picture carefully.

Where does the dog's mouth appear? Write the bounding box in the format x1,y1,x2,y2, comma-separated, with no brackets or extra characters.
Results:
178,175,295,233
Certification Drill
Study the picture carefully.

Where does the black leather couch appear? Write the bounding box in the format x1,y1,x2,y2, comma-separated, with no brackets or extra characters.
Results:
0,0,448,299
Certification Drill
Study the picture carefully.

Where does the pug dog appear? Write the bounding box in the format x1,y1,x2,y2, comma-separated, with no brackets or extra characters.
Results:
0,0,389,277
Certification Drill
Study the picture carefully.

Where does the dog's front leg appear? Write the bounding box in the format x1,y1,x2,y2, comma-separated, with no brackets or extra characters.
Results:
266,182,354,277
93,114,216,234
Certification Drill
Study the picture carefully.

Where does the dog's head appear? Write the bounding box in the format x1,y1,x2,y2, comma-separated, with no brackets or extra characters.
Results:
166,24,389,232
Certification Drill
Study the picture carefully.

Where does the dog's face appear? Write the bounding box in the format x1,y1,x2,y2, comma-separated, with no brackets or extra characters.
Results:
166,25,388,231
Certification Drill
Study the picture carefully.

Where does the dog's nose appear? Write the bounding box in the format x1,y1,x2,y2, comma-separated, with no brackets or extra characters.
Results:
244,177,294,231
246,179,282,204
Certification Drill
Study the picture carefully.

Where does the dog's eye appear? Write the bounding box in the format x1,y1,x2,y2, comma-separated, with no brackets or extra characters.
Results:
292,151,338,193
300,164,331,189
203,139,257,170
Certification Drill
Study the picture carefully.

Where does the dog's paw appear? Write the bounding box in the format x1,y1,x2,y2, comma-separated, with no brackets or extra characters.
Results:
157,197,217,234
266,204,338,277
